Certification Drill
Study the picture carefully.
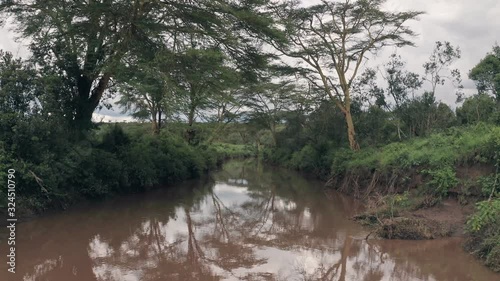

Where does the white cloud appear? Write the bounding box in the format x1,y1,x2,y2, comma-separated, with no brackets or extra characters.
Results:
377,0,500,104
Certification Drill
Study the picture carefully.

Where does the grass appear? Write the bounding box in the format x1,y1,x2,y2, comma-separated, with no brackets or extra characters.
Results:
333,123,500,174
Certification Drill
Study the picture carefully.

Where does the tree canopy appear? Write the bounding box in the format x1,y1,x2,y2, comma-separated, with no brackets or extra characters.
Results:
0,0,282,128
469,44,500,101
270,0,423,150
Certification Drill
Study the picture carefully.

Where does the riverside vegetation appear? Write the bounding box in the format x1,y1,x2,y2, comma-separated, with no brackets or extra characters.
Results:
264,122,500,271
0,0,499,273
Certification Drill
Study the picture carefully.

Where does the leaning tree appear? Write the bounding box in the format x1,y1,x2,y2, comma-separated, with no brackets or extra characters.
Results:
271,0,422,150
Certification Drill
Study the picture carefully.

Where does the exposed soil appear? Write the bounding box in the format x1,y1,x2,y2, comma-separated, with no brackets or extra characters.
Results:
409,198,474,236
334,164,494,241
374,198,475,240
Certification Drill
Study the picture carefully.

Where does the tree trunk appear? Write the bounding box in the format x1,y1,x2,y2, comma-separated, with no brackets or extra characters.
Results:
152,110,162,135
74,99,96,129
345,109,360,151
256,138,261,155
152,120,159,135
270,122,277,146
157,110,162,132
188,106,195,127
186,105,197,144
74,73,111,129
151,108,159,135
327,79,360,151
397,120,402,140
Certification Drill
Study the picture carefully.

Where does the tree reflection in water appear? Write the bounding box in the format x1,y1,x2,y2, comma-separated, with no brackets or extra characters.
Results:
2,160,498,281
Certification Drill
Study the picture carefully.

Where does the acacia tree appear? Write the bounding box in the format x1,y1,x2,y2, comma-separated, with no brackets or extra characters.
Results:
271,0,422,150
0,0,281,129
245,81,297,146
115,52,180,134
169,47,237,125
0,0,170,128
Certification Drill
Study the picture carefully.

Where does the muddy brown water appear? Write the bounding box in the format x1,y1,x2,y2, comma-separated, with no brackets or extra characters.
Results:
0,160,498,281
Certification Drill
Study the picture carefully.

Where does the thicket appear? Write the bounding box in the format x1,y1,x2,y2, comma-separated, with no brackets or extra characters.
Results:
0,121,223,214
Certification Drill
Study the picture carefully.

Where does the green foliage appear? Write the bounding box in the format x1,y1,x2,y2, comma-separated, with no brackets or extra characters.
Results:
423,166,459,197
269,123,495,180
466,199,500,271
211,143,255,159
423,41,463,97
478,176,500,198
457,94,498,125
289,144,319,173
0,144,9,208
387,191,412,218
0,120,224,213
469,44,500,101
467,199,500,232
339,124,500,173
1,0,282,128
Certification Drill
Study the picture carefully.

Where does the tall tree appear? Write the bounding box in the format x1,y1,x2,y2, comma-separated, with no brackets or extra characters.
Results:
469,44,500,101
170,47,237,126
115,52,178,134
0,0,281,129
0,0,169,128
271,0,422,150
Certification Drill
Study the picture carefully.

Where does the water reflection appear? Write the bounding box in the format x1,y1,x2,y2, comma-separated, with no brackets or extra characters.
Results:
0,160,497,281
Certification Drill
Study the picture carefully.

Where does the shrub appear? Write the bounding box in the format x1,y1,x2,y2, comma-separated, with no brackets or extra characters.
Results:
289,144,319,172
423,166,459,197
211,143,254,159
1,122,224,214
478,175,500,198
467,199,500,232
466,199,500,272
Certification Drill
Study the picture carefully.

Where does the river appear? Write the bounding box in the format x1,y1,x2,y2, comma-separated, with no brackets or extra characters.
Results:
0,159,498,281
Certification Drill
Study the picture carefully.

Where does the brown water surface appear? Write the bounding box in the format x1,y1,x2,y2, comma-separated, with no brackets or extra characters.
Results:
0,160,498,281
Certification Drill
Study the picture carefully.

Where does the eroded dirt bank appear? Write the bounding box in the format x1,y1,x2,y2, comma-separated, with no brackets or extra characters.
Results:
327,163,499,271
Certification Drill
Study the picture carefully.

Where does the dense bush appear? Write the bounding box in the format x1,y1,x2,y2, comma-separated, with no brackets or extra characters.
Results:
267,123,499,176
465,148,500,271
457,94,499,125
211,143,255,159
466,199,500,272
2,123,224,214
423,166,459,197
289,144,319,173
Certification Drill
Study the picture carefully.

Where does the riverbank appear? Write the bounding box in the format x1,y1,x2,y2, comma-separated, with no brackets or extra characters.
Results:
264,123,500,272
0,123,254,220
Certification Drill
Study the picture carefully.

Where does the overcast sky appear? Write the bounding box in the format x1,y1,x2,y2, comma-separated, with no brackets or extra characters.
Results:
0,0,498,121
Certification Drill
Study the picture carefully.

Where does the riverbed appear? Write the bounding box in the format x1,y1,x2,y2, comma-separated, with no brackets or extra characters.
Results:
0,160,497,280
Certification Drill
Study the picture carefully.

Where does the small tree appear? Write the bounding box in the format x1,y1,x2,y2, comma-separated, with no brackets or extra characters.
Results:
469,44,500,101
381,54,423,139
456,94,497,125
423,41,463,100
